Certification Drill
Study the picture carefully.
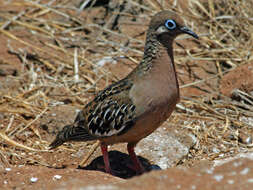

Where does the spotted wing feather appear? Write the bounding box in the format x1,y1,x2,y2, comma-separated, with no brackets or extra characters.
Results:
83,79,136,137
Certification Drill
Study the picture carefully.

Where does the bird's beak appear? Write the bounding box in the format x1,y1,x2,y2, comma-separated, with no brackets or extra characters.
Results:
180,26,199,39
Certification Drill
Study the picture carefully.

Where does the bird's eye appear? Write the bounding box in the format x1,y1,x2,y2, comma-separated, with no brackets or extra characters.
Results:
165,19,176,30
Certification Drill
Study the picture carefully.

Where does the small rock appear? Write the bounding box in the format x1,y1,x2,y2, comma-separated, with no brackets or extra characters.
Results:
136,125,196,169
238,132,252,144
213,174,224,182
248,178,253,183
220,63,253,97
30,177,38,183
53,175,62,180
240,168,250,175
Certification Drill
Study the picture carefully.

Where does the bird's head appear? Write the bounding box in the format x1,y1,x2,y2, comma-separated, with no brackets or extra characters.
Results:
148,10,198,45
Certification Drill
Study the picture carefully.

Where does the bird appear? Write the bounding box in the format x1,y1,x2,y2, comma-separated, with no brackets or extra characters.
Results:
49,10,198,175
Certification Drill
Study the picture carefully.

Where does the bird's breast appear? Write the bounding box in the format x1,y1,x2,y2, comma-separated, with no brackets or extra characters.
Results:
130,61,179,115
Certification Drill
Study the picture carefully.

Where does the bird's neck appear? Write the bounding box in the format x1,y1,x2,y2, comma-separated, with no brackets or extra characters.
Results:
132,35,176,77
128,35,179,94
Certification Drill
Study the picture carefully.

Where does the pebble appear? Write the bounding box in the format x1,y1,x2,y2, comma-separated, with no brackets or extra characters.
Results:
30,177,38,183
213,174,224,182
239,132,252,144
240,168,250,175
53,175,62,180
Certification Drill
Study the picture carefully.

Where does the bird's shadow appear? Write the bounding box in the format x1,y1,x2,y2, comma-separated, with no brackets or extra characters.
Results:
78,150,161,179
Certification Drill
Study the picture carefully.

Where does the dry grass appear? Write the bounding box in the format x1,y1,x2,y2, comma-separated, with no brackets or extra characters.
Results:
0,0,252,167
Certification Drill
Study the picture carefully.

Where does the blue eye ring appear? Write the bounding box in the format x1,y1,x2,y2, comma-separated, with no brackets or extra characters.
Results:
165,19,176,30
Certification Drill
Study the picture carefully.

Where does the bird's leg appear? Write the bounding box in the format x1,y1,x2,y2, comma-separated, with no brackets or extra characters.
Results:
127,143,145,174
100,143,112,174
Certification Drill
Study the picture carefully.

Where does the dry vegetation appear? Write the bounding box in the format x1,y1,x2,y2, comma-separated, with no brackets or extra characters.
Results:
0,0,253,169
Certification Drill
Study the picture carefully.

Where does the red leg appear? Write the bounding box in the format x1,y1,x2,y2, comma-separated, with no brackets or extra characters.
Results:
100,143,112,174
127,143,145,174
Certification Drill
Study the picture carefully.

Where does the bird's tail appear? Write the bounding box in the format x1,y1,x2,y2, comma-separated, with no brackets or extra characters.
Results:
49,124,96,150
49,124,72,149
49,111,96,150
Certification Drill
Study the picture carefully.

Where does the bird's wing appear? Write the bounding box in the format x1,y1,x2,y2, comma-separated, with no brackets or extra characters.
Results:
82,79,136,137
